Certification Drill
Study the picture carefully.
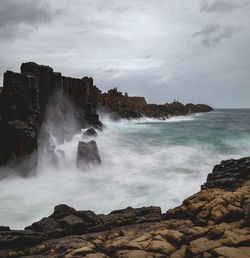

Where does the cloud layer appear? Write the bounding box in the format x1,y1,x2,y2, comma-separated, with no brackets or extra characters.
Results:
0,0,52,40
0,0,250,108
200,0,250,13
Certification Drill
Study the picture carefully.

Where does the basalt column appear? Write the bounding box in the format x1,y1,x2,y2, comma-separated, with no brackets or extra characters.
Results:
0,71,40,170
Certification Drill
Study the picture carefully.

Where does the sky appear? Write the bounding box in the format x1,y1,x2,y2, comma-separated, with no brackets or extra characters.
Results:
0,0,250,108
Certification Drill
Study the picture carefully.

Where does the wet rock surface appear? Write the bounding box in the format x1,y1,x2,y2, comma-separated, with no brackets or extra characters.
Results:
201,157,250,191
0,157,250,257
83,128,98,137
76,140,101,169
0,63,102,168
0,62,212,169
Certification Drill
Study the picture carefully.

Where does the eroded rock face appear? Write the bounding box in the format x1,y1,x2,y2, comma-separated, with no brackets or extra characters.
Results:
201,157,250,191
0,71,40,169
0,63,103,168
77,141,101,169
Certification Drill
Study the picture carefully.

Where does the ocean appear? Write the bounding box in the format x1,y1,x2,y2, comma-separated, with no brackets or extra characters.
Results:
0,109,250,229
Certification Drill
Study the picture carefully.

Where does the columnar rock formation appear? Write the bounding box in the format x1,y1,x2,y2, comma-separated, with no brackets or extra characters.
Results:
0,157,249,257
0,62,102,168
0,62,213,170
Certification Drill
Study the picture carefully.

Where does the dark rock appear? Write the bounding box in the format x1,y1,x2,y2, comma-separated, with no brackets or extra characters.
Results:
0,71,40,169
76,140,101,169
25,217,59,233
0,62,103,170
0,226,10,231
201,157,250,191
0,230,47,249
50,204,76,220
0,71,40,122
83,127,98,137
21,62,61,119
0,120,37,172
22,204,162,241
59,215,84,229
98,206,162,229
77,210,101,227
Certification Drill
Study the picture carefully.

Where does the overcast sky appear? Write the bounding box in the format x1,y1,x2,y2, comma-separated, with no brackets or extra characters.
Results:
0,0,250,108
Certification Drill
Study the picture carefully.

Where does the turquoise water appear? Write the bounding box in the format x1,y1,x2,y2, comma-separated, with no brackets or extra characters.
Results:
0,109,249,229
128,109,250,154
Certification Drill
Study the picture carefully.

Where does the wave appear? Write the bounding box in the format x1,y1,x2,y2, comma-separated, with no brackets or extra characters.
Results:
0,109,249,229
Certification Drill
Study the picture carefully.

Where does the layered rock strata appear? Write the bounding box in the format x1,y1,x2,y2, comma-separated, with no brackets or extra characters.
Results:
0,157,249,257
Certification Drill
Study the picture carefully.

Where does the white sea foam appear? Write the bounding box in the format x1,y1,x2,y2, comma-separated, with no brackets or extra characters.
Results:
128,114,196,124
0,108,249,229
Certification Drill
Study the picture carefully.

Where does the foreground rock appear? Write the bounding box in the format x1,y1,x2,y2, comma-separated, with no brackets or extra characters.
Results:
77,141,101,169
201,157,250,191
0,157,249,257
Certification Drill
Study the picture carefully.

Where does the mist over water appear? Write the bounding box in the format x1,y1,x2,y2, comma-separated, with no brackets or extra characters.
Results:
0,105,250,229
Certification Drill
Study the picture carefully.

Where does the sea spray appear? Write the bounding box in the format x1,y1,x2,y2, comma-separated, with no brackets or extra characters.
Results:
0,109,250,229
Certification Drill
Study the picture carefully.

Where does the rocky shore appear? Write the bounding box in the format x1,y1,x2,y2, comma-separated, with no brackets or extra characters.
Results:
0,62,213,171
0,157,249,257
100,88,213,119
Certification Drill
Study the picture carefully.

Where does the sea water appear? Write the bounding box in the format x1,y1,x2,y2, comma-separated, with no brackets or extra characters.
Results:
0,109,250,229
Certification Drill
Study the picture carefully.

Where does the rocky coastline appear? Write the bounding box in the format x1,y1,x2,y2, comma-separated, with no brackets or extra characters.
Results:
0,157,249,257
3,62,247,258
0,62,213,171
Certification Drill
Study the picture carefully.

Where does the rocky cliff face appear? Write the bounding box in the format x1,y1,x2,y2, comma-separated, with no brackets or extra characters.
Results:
0,63,213,170
0,63,102,169
0,157,249,257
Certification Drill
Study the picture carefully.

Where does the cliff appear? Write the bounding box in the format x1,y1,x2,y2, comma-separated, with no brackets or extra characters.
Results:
0,63,102,169
0,63,213,170
0,157,249,257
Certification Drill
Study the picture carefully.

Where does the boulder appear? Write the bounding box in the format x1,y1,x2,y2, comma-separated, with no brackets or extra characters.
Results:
83,127,98,137
50,204,76,220
201,157,250,191
76,140,101,169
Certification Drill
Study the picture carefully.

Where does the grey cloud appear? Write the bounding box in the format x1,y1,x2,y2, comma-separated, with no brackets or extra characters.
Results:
200,0,250,13
192,23,220,37
0,0,250,107
193,24,239,46
0,0,53,40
